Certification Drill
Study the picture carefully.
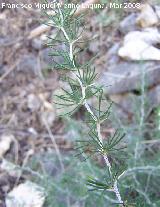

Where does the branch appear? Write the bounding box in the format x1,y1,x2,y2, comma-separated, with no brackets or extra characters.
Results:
57,6,124,206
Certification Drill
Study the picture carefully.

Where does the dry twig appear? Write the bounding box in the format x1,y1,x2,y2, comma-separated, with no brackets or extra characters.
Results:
0,60,20,83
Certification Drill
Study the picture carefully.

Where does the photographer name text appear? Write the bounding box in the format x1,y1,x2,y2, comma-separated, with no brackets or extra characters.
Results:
0,2,141,10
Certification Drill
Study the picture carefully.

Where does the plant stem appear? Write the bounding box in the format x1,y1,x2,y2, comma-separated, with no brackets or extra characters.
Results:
57,7,124,206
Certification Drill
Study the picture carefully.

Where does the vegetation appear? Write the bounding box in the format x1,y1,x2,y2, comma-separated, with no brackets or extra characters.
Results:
27,1,160,206
42,0,128,206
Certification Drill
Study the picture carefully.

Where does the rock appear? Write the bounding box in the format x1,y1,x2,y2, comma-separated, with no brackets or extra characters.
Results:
110,94,141,123
136,4,159,28
148,85,160,108
0,64,4,76
6,181,45,207
27,94,41,112
18,54,44,78
89,40,99,54
40,48,53,69
110,93,141,122
0,12,6,20
122,28,160,45
110,93,138,114
0,134,13,158
0,50,3,65
108,43,120,56
119,13,138,34
119,40,160,61
155,6,160,18
118,28,160,61
99,61,160,94
0,45,4,75
111,104,132,122
0,159,21,177
28,127,38,136
40,34,48,42
31,38,43,50
18,54,38,73
107,43,120,65
110,85,160,122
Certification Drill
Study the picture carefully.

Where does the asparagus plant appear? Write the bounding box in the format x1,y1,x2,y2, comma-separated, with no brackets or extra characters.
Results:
43,1,127,206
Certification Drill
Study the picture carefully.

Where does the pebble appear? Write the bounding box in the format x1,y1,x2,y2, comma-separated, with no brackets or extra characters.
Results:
6,181,45,207
27,94,41,112
0,134,13,158
119,13,138,34
18,54,38,73
31,38,43,50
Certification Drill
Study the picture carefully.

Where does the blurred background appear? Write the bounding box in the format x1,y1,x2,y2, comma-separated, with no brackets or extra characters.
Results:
0,0,160,206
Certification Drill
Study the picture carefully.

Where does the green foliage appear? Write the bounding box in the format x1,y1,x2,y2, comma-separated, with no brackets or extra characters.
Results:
43,0,127,206
28,150,116,207
76,129,126,162
155,106,160,139
110,65,160,206
41,1,160,206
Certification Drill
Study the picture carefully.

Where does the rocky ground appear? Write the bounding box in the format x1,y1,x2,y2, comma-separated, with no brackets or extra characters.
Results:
0,1,160,206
